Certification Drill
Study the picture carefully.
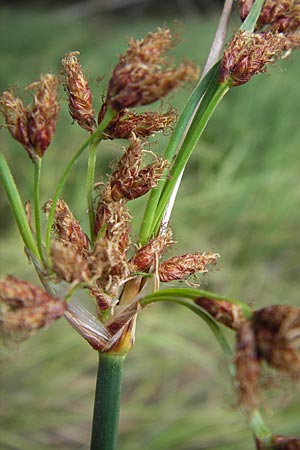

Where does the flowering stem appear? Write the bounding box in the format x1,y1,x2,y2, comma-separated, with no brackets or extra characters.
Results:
152,79,230,235
86,138,99,243
91,352,126,450
45,108,115,252
0,153,40,260
33,157,46,265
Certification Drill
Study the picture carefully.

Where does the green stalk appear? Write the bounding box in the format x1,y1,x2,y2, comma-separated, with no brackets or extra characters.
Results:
91,352,126,450
0,153,39,260
152,79,229,235
139,62,220,245
45,108,115,252
86,139,99,242
140,294,232,357
142,287,253,318
33,157,45,265
249,410,273,447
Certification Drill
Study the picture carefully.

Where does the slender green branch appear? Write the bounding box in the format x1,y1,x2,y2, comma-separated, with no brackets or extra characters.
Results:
141,286,253,319
86,139,99,242
139,62,220,245
0,153,40,260
91,352,126,450
45,108,115,252
33,157,46,265
152,79,229,235
140,294,232,357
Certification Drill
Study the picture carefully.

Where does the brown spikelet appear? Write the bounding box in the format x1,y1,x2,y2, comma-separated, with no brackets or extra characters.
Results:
158,252,219,282
131,228,174,272
238,0,254,21
220,30,288,87
0,275,66,339
91,237,130,297
109,137,169,201
94,199,131,254
90,288,112,311
195,297,244,330
0,91,32,155
27,74,60,158
103,27,199,111
238,1,300,34
62,51,96,132
253,305,300,378
50,241,93,284
43,198,89,253
235,320,260,410
271,435,300,450
257,1,300,33
102,107,177,140
0,74,59,160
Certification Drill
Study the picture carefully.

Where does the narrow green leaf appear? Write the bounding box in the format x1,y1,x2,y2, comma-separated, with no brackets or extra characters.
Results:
240,0,265,33
0,153,39,259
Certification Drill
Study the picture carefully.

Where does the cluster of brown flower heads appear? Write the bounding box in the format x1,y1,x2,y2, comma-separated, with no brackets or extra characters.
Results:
220,0,300,87
0,28,220,349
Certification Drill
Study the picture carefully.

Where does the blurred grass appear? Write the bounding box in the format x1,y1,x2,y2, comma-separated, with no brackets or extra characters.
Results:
1,5,300,450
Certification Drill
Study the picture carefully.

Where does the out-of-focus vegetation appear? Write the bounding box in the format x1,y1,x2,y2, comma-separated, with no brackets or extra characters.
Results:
1,6,300,450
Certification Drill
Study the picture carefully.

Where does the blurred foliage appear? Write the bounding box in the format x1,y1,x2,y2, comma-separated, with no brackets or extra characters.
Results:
1,6,300,450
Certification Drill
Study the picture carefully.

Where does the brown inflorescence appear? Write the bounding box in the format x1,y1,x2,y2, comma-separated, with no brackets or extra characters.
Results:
233,304,300,410
0,275,66,340
235,319,261,410
238,0,254,21
271,435,300,449
27,74,60,158
239,0,300,33
104,137,169,202
195,296,244,330
158,252,219,282
62,51,96,132
253,305,300,378
220,30,288,87
43,198,90,254
131,228,174,272
0,74,60,160
0,91,31,153
100,27,199,112
103,107,177,140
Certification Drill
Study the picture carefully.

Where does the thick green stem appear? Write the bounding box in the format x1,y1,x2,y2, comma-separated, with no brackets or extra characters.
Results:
86,139,99,242
33,157,45,265
0,153,40,260
45,108,115,252
91,352,126,450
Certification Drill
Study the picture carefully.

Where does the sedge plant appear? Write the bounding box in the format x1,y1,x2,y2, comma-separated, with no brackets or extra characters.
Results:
1,1,300,449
